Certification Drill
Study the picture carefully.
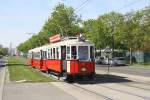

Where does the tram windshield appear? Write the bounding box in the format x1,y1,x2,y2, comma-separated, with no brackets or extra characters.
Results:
78,46,89,61
71,46,77,59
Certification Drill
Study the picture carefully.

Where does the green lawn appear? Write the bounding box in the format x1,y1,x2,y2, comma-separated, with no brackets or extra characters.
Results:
7,56,54,82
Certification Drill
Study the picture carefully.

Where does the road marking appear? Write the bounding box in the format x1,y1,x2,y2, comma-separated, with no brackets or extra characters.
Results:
0,67,6,100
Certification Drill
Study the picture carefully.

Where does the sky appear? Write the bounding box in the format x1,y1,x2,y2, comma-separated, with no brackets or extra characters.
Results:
0,0,149,48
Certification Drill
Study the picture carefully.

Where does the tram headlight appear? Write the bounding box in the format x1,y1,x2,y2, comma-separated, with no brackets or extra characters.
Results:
81,67,86,72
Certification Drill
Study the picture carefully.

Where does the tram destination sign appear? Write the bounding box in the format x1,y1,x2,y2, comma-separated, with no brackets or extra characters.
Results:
49,34,61,43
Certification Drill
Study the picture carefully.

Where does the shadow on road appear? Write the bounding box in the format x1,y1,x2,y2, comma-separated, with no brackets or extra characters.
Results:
75,74,132,84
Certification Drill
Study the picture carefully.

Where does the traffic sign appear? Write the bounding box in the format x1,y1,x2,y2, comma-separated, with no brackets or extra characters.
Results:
104,47,112,53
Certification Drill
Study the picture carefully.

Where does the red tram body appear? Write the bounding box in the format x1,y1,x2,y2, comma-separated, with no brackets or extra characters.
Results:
28,34,95,81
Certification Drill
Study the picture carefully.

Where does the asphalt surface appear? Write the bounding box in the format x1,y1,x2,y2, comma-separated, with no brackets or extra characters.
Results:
1,57,78,100
96,65,150,77
3,83,78,100
53,70,150,100
2,58,150,100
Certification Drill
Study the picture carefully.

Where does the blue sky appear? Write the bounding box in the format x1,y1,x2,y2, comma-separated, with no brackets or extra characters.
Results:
0,0,149,48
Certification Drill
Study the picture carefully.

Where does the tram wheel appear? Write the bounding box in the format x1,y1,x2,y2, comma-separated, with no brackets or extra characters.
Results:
88,73,95,80
67,75,74,83
63,73,74,83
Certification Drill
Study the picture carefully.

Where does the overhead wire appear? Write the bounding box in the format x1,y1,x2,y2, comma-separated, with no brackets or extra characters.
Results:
116,0,143,12
75,0,91,12
58,0,147,33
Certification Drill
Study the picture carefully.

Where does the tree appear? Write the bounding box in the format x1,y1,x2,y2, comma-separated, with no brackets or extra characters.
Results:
17,3,82,52
118,6,150,64
84,12,124,50
0,47,8,56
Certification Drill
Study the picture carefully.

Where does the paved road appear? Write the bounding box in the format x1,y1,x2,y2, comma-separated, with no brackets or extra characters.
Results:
3,61,150,100
2,56,78,100
96,65,150,77
52,66,150,100
53,71,150,100
3,83,78,100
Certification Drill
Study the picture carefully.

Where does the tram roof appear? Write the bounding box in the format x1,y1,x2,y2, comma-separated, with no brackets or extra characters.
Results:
29,38,94,52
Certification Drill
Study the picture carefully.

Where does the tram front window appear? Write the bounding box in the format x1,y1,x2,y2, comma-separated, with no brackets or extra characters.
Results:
78,46,88,61
71,46,77,59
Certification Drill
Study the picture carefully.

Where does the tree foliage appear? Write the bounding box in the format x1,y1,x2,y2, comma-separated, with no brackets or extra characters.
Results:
84,12,124,50
84,7,150,51
0,46,8,56
18,4,150,53
17,3,81,52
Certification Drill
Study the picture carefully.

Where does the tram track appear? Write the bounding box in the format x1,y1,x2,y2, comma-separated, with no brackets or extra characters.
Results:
97,83,150,100
121,82,150,91
70,76,150,100
46,71,150,100
71,82,150,100
71,84,113,100
37,66,150,100
132,81,150,86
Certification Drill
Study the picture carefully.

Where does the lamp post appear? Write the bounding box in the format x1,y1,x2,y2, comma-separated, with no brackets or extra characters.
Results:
112,33,115,58
104,46,111,74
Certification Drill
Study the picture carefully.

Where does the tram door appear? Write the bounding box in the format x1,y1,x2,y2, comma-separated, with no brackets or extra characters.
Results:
41,50,47,69
40,50,43,69
61,46,66,71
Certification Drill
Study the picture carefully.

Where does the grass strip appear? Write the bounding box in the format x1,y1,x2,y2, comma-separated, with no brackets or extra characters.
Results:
7,56,54,82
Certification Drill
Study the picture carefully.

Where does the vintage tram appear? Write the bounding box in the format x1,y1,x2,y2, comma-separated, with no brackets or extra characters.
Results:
28,34,95,81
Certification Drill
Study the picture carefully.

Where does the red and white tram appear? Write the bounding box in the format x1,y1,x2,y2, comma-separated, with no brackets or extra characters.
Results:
28,34,95,81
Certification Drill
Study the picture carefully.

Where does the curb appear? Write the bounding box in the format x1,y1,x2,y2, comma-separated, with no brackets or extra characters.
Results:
5,66,10,83
0,67,6,100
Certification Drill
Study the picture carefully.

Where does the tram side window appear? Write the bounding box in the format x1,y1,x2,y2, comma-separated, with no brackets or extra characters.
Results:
42,51,47,59
51,48,52,59
48,49,51,59
33,53,35,59
45,51,47,59
41,51,43,59
28,53,32,58
71,46,77,59
34,53,36,59
56,47,59,59
53,48,55,59
38,52,41,59
32,53,35,59
66,46,71,60
61,46,66,60
33,52,40,59
90,46,94,61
